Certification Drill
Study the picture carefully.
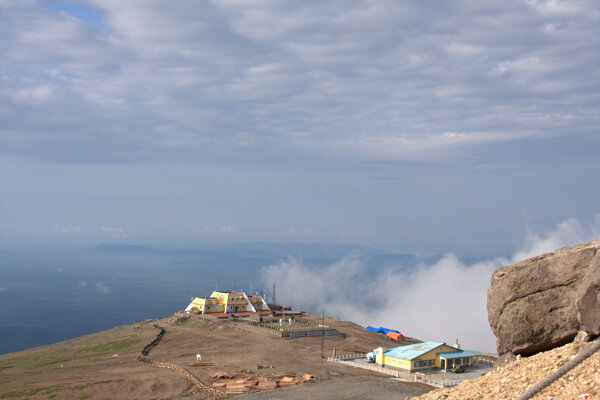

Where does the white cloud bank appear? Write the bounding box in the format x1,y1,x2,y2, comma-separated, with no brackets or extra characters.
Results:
260,215,600,351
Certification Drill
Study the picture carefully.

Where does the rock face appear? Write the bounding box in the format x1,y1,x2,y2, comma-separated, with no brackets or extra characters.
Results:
487,239,600,356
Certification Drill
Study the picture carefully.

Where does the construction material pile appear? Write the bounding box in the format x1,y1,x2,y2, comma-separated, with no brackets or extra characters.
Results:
210,370,315,394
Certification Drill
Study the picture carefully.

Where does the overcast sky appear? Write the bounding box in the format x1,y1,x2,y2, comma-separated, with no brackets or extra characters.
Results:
1,0,598,255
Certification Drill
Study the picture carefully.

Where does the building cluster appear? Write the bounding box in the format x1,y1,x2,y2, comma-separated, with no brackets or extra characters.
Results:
185,290,270,314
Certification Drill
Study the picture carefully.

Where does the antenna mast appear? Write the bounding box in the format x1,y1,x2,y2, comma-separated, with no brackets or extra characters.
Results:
321,308,325,359
272,283,276,304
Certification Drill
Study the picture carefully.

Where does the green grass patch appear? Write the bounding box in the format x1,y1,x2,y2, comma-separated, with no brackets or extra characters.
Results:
177,318,198,327
69,384,89,390
1,337,140,371
0,384,63,398
0,380,116,398
77,337,139,356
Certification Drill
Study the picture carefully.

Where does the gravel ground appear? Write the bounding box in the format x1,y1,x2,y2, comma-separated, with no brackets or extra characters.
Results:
410,340,600,400
235,376,432,400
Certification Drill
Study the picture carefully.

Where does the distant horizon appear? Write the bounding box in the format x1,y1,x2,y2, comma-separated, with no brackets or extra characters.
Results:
0,238,509,261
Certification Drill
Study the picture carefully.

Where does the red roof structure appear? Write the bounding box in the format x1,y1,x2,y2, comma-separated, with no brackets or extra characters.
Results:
386,331,405,341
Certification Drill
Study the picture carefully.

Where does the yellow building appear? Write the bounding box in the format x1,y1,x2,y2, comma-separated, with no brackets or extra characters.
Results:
374,341,479,372
185,290,270,314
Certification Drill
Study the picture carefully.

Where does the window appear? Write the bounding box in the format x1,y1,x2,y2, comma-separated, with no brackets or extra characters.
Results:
415,360,434,368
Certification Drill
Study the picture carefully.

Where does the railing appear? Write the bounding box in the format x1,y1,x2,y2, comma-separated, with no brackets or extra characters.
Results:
248,321,329,331
327,358,403,378
477,356,495,365
246,323,283,336
413,375,463,388
330,353,367,360
280,325,330,332
328,357,467,388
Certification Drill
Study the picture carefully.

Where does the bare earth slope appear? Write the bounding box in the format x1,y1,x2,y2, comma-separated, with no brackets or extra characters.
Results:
410,340,600,400
0,313,430,399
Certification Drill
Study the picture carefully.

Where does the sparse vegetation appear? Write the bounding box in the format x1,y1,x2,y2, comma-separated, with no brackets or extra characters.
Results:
1,384,63,398
0,337,140,371
0,381,115,398
177,318,198,327
78,337,140,356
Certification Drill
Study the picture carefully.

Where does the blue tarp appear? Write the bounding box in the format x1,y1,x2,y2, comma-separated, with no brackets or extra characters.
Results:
379,327,400,334
366,326,385,333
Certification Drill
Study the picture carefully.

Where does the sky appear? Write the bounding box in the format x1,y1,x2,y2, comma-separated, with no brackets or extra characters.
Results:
1,0,599,256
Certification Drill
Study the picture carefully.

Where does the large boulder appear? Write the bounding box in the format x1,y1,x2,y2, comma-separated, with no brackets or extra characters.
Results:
487,239,600,356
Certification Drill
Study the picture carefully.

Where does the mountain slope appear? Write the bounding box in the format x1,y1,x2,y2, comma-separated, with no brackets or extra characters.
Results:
0,313,430,399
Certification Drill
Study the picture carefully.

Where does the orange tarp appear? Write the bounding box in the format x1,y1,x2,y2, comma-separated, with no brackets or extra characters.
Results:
386,331,405,341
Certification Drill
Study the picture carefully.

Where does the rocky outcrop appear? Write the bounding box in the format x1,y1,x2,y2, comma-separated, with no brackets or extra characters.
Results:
487,240,600,356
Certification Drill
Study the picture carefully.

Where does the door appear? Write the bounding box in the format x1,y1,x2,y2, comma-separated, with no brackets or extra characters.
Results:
441,359,445,370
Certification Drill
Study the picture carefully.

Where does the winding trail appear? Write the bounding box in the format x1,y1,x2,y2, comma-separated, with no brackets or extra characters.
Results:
137,324,226,399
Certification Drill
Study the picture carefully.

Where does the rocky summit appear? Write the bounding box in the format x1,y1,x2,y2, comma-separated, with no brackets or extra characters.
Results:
487,239,600,357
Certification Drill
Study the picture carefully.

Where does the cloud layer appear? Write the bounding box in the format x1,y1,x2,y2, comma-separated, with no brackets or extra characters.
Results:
260,216,600,351
1,1,598,163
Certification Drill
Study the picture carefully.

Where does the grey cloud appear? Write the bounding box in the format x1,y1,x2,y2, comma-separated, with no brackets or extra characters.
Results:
0,1,597,164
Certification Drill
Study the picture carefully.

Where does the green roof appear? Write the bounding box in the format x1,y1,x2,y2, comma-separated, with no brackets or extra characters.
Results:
382,341,444,360
378,342,478,361
438,350,479,359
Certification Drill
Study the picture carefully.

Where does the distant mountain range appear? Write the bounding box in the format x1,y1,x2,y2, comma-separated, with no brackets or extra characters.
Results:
89,241,398,260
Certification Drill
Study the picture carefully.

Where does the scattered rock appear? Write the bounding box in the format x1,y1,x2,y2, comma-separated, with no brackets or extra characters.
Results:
574,331,592,344
411,341,600,400
576,252,600,336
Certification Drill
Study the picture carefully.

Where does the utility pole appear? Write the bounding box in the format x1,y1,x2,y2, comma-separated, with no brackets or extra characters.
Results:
272,283,276,305
321,308,325,359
